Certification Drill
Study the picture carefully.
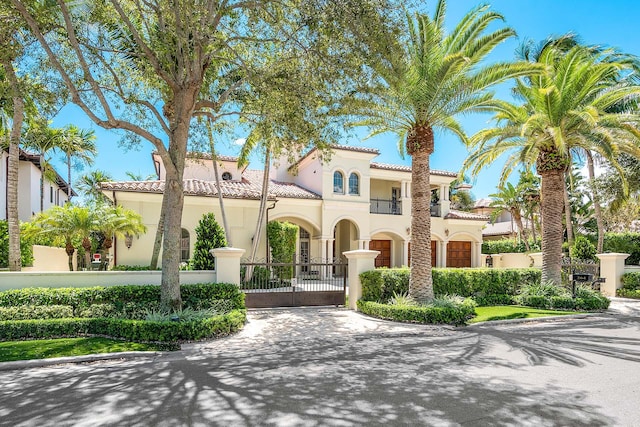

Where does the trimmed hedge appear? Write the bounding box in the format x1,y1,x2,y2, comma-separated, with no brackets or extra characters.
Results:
516,285,610,311
618,272,640,298
604,233,640,265
357,299,476,325
0,305,73,321
360,268,541,304
0,310,246,342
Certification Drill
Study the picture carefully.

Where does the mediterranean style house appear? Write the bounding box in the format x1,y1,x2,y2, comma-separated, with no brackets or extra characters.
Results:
1,149,74,222
100,145,489,269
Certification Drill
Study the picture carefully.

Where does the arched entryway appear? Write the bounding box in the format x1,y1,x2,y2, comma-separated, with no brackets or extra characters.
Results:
369,231,406,268
332,219,360,262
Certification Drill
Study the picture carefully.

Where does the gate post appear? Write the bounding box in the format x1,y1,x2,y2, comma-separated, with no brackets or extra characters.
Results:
343,250,379,311
596,253,629,297
211,247,246,285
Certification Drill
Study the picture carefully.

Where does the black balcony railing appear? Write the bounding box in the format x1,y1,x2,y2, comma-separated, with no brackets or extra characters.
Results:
370,199,402,215
430,203,441,217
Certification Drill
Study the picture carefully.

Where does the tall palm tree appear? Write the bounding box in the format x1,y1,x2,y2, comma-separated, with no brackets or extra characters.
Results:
350,0,537,302
98,204,147,253
489,183,529,250
464,38,640,285
56,125,97,200
76,169,113,205
22,121,61,212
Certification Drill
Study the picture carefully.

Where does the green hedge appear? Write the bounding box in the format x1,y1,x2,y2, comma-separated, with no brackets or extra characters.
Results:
360,268,541,304
0,305,73,321
357,299,476,325
0,309,246,342
604,233,640,265
618,272,640,298
482,239,541,255
0,283,245,311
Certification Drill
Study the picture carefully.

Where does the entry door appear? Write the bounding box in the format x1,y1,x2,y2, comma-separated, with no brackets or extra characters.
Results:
446,241,472,267
369,240,391,268
299,227,310,273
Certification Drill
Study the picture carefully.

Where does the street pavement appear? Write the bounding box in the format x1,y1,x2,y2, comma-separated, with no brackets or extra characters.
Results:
1,299,639,426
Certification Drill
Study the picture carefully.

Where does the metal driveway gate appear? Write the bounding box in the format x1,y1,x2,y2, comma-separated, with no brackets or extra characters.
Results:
240,259,347,308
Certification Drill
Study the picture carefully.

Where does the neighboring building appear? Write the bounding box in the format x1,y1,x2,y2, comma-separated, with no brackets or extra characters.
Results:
473,198,532,241
101,145,489,269
0,149,74,222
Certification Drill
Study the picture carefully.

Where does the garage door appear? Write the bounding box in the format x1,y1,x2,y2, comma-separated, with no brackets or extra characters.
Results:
408,241,437,267
369,240,391,268
447,241,471,267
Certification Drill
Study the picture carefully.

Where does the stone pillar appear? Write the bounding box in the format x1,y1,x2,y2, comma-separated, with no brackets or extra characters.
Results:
596,253,630,297
403,240,410,267
473,242,482,267
529,252,543,268
211,247,246,285
343,250,379,311
439,241,448,268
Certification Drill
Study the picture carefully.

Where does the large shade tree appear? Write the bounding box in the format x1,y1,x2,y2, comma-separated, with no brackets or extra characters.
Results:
464,37,640,285
350,0,536,302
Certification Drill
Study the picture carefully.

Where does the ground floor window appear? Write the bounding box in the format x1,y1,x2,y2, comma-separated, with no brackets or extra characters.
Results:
181,228,190,262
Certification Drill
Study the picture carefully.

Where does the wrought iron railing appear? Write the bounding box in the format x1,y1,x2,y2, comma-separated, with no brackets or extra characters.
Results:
240,259,347,293
370,198,402,215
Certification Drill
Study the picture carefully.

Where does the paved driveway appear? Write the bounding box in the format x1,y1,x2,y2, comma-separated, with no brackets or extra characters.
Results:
1,300,640,426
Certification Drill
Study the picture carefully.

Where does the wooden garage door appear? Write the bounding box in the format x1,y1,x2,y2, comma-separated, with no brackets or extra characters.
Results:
407,241,437,267
447,241,471,268
369,240,391,268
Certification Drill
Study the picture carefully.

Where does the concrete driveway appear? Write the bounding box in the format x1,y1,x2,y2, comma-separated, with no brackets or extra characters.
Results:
1,300,639,426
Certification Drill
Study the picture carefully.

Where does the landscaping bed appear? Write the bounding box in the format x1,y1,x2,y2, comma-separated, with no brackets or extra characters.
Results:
0,283,246,346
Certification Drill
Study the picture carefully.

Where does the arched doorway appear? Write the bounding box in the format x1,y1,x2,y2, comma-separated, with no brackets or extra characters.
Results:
332,219,359,262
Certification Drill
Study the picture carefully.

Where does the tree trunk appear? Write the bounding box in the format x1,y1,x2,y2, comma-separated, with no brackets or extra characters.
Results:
67,152,72,201
246,146,271,280
65,239,75,271
208,125,231,246
586,151,604,253
149,194,168,269
2,58,23,271
540,168,565,285
406,124,434,303
512,209,530,251
563,172,574,246
530,211,537,242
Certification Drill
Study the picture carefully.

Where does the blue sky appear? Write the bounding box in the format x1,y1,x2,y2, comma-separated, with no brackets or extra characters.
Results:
49,0,640,199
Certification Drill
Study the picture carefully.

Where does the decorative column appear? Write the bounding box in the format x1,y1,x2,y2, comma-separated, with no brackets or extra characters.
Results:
473,242,482,267
359,239,371,250
343,249,379,311
403,240,410,267
210,247,246,285
596,253,630,297
439,241,448,268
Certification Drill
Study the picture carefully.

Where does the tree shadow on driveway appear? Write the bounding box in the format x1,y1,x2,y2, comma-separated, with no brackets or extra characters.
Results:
0,307,638,426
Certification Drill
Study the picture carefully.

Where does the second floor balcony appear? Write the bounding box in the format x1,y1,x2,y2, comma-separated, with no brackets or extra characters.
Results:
370,199,442,217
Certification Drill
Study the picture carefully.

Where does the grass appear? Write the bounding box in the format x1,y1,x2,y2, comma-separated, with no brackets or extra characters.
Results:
469,305,578,324
0,338,163,363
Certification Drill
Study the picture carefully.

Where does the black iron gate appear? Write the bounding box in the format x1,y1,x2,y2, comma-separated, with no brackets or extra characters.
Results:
240,258,347,308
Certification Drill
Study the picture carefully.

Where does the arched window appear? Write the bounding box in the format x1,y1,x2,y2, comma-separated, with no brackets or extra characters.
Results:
348,173,359,195
221,172,232,181
333,171,344,194
181,228,190,262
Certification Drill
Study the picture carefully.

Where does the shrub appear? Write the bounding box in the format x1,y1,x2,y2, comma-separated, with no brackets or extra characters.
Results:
0,305,73,321
604,232,640,265
240,266,272,287
110,265,158,271
267,221,298,280
516,283,609,311
617,288,640,299
0,220,34,268
387,291,417,307
570,236,597,261
621,273,640,290
192,213,227,270
357,298,476,325
482,239,541,255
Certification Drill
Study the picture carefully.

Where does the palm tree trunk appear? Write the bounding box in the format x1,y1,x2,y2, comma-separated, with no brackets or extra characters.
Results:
512,210,530,251
207,125,231,246
563,172,574,246
586,151,604,253
67,152,72,201
149,193,167,270
2,58,23,271
65,240,75,271
39,152,45,212
540,169,565,285
530,210,537,242
247,146,271,270
406,125,434,303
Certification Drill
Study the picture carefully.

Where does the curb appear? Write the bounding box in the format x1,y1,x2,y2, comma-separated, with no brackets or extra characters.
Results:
0,351,162,372
466,311,606,328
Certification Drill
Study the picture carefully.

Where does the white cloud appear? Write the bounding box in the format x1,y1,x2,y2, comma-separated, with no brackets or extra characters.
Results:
234,138,246,146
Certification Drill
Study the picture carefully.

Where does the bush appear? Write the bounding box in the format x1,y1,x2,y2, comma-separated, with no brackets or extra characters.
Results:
570,236,597,261
240,266,272,287
0,305,73,321
267,221,298,280
516,283,609,310
110,265,158,271
604,233,640,265
359,268,541,304
617,273,640,298
482,239,541,254
192,213,227,270
357,298,476,325
0,220,34,268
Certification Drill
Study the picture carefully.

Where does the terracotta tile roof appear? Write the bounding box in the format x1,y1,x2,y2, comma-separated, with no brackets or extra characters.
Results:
186,152,239,162
445,210,489,221
100,170,321,200
370,162,458,177
329,144,380,155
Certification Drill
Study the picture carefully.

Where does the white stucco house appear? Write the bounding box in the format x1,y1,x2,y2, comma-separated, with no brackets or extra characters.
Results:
1,149,74,222
100,145,489,269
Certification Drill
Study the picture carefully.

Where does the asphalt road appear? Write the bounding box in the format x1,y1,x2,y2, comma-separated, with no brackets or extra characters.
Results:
1,300,639,426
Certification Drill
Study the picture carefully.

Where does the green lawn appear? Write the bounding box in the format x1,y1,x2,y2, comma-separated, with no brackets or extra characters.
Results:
0,338,163,363
470,306,578,324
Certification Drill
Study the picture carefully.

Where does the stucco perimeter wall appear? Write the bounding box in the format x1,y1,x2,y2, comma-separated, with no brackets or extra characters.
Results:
22,245,77,272
488,253,534,269
0,270,216,291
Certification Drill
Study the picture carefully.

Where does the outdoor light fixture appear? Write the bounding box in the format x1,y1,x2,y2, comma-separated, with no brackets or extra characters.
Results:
445,228,449,237
125,234,133,249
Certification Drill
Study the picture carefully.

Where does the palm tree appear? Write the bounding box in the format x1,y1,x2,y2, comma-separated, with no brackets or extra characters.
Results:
489,183,529,250
76,170,113,205
464,38,640,285
30,204,98,270
125,171,156,181
98,204,147,253
351,0,536,302
22,121,61,212
56,125,97,200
